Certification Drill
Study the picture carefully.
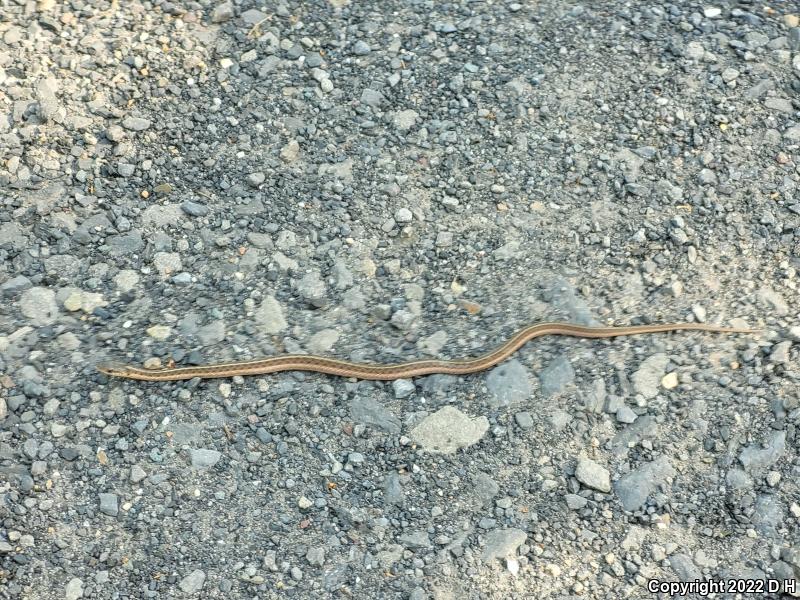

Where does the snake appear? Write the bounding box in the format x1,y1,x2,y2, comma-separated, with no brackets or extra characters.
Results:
96,321,758,382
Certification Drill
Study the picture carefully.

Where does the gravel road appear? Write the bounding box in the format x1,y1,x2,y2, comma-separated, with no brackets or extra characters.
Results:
1,1,798,598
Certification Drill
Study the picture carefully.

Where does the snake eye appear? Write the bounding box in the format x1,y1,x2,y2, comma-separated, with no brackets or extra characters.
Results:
97,363,126,377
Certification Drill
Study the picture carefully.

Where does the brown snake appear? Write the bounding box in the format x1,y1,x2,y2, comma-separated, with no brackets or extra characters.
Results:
96,322,758,382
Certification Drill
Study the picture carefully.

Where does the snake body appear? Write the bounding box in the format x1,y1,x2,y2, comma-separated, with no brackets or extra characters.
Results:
96,322,757,382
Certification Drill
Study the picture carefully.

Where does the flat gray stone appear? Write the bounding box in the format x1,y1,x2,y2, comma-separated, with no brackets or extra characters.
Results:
481,528,527,562
614,456,675,511
539,355,575,397
19,287,59,326
575,458,611,493
190,449,221,470
307,329,339,354
360,88,384,107
352,40,371,55
65,578,83,600
485,359,531,408
1,275,32,296
493,240,521,260
612,416,659,456
472,472,499,506
616,405,638,424
280,140,300,163
306,546,325,567
241,8,267,25
246,232,273,249
106,231,144,255
130,465,147,483
631,353,669,399
349,397,401,434
582,378,606,413
391,379,415,399
235,198,266,216
392,109,418,131
247,172,266,187
725,468,752,491
514,411,534,429
297,271,327,308
179,569,206,593
398,531,432,550
35,77,60,121
739,431,786,474
410,406,488,454
98,493,118,516
744,78,774,99
181,201,209,216
384,471,404,506
197,320,226,345
549,409,573,431
670,553,701,581
565,494,588,510
210,0,233,22
171,423,201,445
765,98,794,113
121,116,151,131
769,341,792,364
142,204,183,228
0,222,27,250
322,564,349,592
254,295,288,334
752,494,784,537
756,287,789,316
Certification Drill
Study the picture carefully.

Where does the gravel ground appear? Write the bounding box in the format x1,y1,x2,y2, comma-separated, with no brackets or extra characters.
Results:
1,1,799,598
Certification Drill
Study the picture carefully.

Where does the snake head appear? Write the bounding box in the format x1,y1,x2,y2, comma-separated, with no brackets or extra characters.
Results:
96,362,129,378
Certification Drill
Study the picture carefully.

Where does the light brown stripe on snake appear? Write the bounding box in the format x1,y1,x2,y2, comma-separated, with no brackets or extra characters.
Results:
96,322,758,382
